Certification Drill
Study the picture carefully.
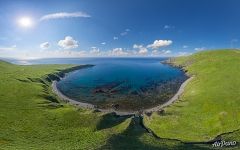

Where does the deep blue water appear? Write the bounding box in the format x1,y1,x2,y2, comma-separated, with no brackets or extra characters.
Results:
9,57,187,111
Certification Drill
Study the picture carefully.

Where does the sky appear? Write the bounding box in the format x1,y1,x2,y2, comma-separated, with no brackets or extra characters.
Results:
0,0,240,59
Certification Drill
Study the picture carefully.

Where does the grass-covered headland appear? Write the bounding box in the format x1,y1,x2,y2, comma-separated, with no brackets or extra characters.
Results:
0,49,239,149
144,50,240,144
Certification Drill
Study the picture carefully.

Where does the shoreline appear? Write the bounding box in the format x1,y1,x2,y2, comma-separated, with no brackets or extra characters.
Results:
52,81,137,116
51,64,193,116
143,76,194,113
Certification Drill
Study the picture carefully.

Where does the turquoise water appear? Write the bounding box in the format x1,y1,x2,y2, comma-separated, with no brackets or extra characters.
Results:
51,58,187,111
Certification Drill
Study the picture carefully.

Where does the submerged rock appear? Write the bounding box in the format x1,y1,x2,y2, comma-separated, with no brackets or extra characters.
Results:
112,104,120,110
157,109,165,115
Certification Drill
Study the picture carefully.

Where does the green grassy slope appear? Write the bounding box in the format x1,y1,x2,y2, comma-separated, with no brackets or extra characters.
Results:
0,62,112,149
144,50,240,143
0,60,210,150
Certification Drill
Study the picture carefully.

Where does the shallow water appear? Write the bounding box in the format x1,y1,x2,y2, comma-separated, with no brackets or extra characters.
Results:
44,58,187,111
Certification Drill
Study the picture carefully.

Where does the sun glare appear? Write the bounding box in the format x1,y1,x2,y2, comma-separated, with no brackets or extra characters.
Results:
18,17,33,27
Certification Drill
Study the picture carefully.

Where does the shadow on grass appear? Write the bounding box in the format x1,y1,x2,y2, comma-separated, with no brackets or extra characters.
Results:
98,116,213,150
15,78,31,83
96,113,130,131
16,77,59,103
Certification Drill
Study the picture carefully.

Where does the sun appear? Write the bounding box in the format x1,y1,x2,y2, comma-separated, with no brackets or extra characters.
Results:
18,17,33,28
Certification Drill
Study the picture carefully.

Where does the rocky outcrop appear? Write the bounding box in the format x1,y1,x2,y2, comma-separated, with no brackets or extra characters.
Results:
45,64,94,82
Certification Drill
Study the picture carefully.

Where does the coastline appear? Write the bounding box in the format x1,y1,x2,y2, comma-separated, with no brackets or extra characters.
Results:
51,63,193,116
143,76,194,113
52,81,95,109
52,81,137,116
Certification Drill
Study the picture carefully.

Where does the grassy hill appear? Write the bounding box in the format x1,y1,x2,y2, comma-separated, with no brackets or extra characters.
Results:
144,50,240,143
0,50,239,149
0,59,209,150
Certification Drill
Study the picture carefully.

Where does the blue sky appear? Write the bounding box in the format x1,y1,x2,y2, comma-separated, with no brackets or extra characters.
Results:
0,0,240,58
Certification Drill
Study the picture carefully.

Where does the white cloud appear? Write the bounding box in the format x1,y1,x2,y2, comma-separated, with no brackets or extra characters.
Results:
1,49,89,59
40,50,87,58
133,44,148,55
177,52,192,56
120,32,128,36
152,50,158,54
110,48,128,56
40,42,50,49
194,47,205,51
58,36,78,49
164,25,174,29
0,46,172,59
183,45,188,49
0,45,16,51
138,48,148,55
101,42,106,45
133,44,143,49
231,39,238,42
231,39,238,48
40,12,91,21
119,29,130,36
90,47,100,54
0,46,35,59
152,50,171,55
164,25,170,29
162,50,171,54
147,40,173,49
113,37,118,40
